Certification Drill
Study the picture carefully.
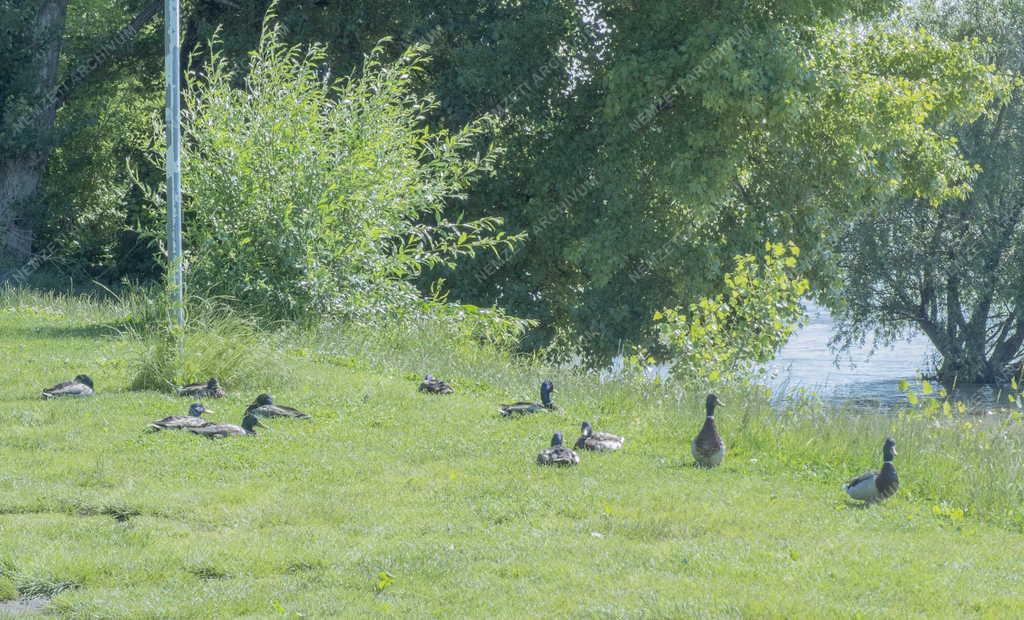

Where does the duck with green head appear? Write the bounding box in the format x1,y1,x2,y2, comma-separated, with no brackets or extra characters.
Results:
536,432,579,466
499,380,557,416
844,438,899,503
245,393,310,419
692,394,725,467
177,378,225,398
41,374,94,399
147,403,213,431
186,412,268,438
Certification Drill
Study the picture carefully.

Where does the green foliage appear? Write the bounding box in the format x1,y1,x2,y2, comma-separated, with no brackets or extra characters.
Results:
831,1,1024,386
413,301,537,351
143,12,517,321
8,0,1020,367
0,575,16,601
443,1,1010,359
896,371,1024,418
654,242,808,383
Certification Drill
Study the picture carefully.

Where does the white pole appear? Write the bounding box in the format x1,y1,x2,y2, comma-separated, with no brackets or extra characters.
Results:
164,0,183,328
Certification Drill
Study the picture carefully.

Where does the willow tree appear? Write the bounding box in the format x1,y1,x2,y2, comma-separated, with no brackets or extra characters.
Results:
832,0,1024,387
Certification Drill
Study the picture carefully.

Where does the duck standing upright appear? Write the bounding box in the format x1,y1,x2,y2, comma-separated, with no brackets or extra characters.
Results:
186,412,268,438
419,374,454,395
692,394,725,468
41,374,94,399
148,403,213,431
499,381,557,416
536,432,579,466
574,421,625,451
844,438,899,503
245,393,310,419
178,378,225,398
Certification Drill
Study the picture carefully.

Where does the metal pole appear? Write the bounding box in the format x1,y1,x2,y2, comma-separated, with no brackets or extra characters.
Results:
164,0,184,328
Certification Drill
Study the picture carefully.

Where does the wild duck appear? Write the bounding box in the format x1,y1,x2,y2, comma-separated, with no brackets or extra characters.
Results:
245,393,310,419
844,438,899,503
147,403,213,431
574,421,625,451
186,412,267,438
499,380,557,416
419,374,454,395
692,394,726,467
177,377,225,398
536,432,579,466
41,374,94,399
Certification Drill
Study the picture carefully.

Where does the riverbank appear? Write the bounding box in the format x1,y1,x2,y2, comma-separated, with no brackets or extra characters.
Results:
1,289,1022,616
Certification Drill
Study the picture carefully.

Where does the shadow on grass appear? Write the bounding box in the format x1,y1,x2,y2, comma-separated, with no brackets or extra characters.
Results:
1,323,124,341
843,500,872,510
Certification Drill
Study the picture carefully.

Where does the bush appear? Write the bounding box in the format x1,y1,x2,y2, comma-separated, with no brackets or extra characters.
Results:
141,10,518,322
653,241,809,383
0,575,16,601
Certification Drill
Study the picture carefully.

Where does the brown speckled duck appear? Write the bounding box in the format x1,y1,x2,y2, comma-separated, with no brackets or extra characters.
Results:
41,374,94,399
186,412,267,438
419,374,454,395
177,378,225,398
536,432,579,466
574,421,624,451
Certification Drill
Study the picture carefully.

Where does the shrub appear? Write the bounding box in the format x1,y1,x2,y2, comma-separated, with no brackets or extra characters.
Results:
0,575,16,601
141,9,518,322
654,241,809,383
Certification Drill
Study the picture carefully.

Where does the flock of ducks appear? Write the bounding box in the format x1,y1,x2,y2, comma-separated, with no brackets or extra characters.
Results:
41,374,305,438
40,373,900,503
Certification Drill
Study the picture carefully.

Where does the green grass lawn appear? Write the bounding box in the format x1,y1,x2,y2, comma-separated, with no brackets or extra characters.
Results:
0,290,1022,618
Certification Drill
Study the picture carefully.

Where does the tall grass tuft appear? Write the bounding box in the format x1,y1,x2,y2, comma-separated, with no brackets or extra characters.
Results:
124,294,284,393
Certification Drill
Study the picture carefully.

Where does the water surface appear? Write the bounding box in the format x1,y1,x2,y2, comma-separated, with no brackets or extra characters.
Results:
766,304,935,410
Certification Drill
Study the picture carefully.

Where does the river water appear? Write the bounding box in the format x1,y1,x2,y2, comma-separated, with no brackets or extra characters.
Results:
765,304,935,410
610,303,1013,411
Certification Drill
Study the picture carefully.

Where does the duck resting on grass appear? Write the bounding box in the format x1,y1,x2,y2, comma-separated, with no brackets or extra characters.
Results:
499,380,557,416
41,374,94,399
245,393,310,419
574,421,624,451
186,412,268,438
177,377,225,398
419,374,454,395
692,393,726,468
844,438,899,503
536,432,579,466
147,403,212,431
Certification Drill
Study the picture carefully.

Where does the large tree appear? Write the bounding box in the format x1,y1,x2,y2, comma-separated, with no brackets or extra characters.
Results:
833,0,1024,386
0,0,161,271
443,0,1008,358
0,0,68,261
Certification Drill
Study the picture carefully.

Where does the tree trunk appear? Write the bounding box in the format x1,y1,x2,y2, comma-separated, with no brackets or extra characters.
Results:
0,0,69,262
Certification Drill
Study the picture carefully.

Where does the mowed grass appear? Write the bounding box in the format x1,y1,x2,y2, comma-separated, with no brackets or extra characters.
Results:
0,290,1022,618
